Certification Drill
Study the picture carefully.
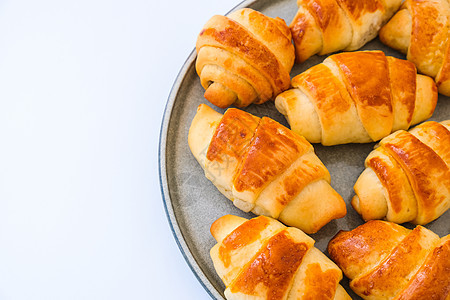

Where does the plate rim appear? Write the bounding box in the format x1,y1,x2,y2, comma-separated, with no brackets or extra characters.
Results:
158,1,260,299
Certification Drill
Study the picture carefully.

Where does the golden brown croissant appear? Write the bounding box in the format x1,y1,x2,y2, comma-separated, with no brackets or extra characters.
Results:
195,8,295,108
188,104,346,234
352,120,450,225
290,0,403,63
379,0,450,96
275,51,438,146
211,215,352,300
328,220,450,300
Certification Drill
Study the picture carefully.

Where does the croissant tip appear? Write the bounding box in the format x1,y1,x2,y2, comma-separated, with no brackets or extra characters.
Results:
204,82,237,108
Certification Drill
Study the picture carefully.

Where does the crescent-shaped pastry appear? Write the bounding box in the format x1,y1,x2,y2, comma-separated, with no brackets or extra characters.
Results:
211,215,351,300
328,220,450,299
352,120,450,225
290,0,403,63
379,0,450,96
196,8,295,108
188,104,346,233
275,51,438,145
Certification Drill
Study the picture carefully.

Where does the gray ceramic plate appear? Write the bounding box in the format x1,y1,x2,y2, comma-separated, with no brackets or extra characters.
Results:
159,0,450,298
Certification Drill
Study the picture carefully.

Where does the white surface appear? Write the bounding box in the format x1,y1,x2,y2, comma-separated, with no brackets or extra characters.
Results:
0,0,239,299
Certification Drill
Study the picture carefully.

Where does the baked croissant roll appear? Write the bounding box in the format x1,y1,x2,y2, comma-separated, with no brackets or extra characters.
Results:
211,215,352,300
275,51,438,146
328,220,450,300
379,0,450,96
188,104,346,234
196,8,295,108
290,0,403,63
352,120,450,225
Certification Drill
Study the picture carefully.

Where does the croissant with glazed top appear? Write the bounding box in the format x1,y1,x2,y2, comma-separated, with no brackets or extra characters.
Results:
188,104,346,234
328,220,450,299
379,0,450,96
211,215,351,300
275,51,438,145
290,0,403,63
196,8,295,108
352,120,450,225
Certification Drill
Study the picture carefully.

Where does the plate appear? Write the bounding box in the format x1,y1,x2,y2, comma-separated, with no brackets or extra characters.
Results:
159,0,450,298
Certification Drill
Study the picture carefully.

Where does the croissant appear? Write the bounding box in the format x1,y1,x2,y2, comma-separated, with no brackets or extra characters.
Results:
379,0,450,96
188,104,346,234
275,51,438,146
210,215,351,300
352,120,450,225
195,8,295,108
328,220,450,300
289,0,403,63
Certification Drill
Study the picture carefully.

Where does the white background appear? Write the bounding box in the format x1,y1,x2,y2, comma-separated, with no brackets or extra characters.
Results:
0,0,240,299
